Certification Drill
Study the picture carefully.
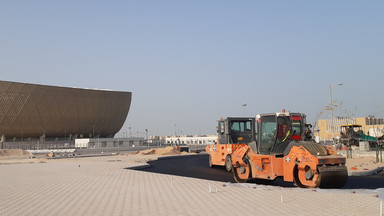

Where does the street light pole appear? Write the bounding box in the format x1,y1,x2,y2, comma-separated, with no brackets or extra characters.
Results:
329,83,343,141
329,84,333,120
242,104,247,116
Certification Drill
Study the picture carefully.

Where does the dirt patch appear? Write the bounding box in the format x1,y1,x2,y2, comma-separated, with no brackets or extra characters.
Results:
0,158,47,165
129,146,187,156
346,156,384,172
0,149,37,165
0,149,32,157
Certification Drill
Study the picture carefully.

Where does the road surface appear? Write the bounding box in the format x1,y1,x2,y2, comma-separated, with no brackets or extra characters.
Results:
136,154,384,189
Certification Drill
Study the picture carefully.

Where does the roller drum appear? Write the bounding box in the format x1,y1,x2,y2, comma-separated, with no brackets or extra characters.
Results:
318,165,348,188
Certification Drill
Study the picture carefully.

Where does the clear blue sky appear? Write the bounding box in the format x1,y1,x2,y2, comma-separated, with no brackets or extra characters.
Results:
1,1,383,137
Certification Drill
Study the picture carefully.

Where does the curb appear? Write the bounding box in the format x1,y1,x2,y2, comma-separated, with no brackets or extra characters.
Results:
349,167,384,176
158,153,206,160
128,164,151,170
46,153,115,159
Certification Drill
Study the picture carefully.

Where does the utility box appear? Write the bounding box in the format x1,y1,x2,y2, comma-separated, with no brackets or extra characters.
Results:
359,141,370,151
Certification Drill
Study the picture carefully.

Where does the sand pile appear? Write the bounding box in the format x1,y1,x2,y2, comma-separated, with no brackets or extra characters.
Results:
130,146,186,156
0,149,32,157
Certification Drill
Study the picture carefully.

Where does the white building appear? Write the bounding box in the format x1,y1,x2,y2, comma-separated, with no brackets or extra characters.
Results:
164,135,217,145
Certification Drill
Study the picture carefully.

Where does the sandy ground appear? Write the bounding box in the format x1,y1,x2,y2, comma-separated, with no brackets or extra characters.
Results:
346,155,383,173
1,147,382,173
129,146,189,156
0,147,384,216
0,147,183,165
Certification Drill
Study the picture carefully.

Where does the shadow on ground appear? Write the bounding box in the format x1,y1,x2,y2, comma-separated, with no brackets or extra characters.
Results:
127,154,384,190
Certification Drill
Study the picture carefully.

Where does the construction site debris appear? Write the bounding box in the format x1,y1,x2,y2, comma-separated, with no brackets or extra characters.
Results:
129,146,189,156
0,149,32,157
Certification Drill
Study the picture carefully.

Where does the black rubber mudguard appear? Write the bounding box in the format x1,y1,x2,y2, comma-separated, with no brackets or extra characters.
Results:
284,141,328,156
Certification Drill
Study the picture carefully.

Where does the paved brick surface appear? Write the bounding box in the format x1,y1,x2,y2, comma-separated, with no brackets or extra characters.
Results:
0,156,383,216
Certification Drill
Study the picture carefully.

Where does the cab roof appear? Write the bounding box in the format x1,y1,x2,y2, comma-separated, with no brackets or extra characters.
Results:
256,112,305,118
219,117,255,121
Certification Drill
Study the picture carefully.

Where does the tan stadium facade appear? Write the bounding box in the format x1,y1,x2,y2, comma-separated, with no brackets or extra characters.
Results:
0,80,131,141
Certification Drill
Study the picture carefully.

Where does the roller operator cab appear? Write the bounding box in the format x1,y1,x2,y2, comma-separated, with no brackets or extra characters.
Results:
206,117,256,172
232,111,348,188
257,112,307,155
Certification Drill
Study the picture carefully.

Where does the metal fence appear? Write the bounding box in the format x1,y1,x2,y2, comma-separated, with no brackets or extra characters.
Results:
1,141,75,150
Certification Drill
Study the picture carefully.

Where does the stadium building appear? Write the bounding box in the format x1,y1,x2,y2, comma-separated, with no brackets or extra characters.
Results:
315,116,384,142
0,80,131,148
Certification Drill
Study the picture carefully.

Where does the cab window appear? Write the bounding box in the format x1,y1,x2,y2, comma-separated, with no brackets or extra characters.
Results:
292,121,301,135
231,121,252,132
220,121,225,134
259,116,276,153
276,116,290,144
